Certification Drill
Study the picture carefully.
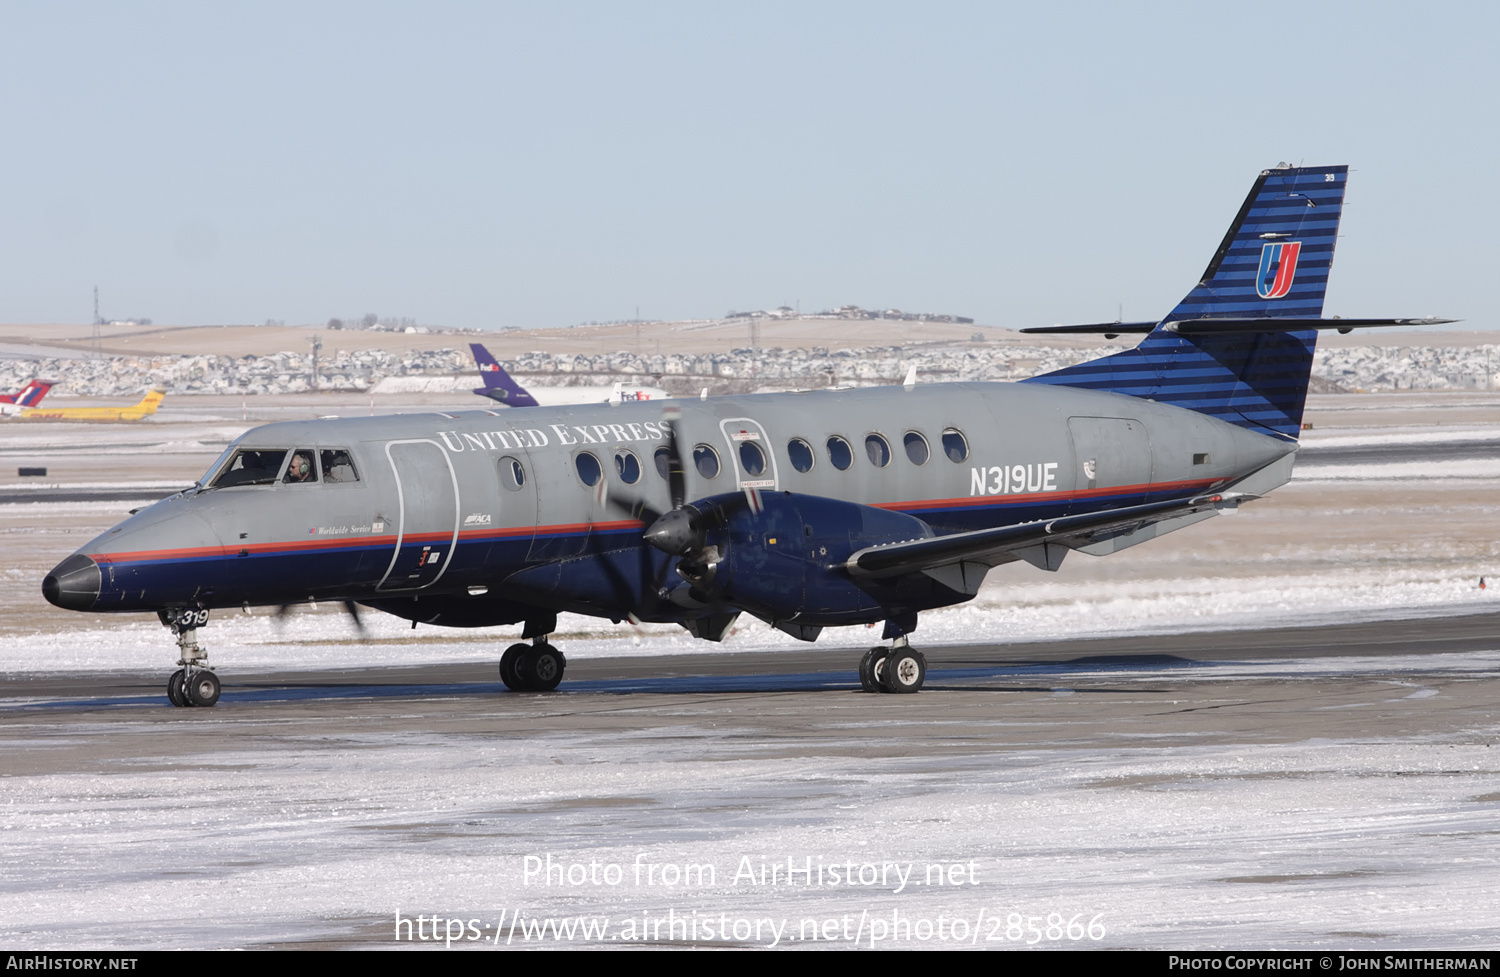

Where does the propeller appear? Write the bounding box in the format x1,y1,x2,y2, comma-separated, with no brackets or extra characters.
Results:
598,408,747,610
342,599,367,636
272,599,368,636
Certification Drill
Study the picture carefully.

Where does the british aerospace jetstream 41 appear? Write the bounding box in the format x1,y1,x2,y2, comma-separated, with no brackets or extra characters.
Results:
43,165,1451,706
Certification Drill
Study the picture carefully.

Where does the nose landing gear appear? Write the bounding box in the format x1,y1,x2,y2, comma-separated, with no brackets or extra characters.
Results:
160,608,219,707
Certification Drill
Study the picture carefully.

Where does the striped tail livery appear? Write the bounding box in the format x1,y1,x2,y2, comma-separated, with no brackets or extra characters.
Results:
1023,164,1452,439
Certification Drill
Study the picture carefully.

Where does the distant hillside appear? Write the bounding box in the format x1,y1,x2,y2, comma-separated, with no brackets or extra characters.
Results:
4,340,1499,398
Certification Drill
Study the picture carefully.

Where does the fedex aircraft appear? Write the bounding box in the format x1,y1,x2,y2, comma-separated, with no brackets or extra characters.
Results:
471,343,669,407
42,165,1451,707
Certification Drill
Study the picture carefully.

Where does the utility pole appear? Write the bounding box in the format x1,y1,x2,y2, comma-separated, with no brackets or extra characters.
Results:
92,286,102,357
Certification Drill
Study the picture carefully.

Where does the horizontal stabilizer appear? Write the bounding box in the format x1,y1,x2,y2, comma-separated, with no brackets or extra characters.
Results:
1024,316,1457,336
1168,316,1458,335
1020,322,1157,336
846,493,1247,579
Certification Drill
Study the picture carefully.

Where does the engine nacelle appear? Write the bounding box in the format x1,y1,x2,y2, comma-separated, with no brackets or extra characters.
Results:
691,491,964,628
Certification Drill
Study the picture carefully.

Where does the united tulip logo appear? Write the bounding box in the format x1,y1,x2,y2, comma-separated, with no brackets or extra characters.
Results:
1256,241,1301,299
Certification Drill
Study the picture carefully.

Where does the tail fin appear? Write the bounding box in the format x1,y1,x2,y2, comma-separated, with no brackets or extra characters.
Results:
469,343,538,407
138,389,165,414
1026,164,1348,439
2,380,53,407
18,381,54,407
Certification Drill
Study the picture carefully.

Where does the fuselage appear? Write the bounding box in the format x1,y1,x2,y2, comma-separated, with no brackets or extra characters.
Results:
43,380,1293,629
479,383,670,408
19,390,164,422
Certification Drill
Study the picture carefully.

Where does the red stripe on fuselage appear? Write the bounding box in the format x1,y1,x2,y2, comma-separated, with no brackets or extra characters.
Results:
89,484,1220,566
93,519,648,565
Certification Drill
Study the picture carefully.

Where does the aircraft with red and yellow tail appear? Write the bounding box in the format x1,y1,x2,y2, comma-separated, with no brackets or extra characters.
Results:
18,388,165,421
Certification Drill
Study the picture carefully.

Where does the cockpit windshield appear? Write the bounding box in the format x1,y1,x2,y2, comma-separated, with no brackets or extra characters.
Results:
195,442,240,488
210,448,290,488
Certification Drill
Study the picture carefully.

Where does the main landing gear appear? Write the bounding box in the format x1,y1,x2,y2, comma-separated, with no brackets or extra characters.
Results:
160,608,220,707
859,636,927,694
499,636,566,693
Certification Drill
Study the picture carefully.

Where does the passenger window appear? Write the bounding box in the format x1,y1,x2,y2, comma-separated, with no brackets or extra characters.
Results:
575,452,602,486
211,448,288,488
942,428,970,463
283,449,318,484
693,444,721,479
865,434,891,468
320,449,359,483
903,432,929,466
615,449,642,484
787,438,814,473
498,456,526,491
826,436,853,471
654,446,672,480
738,440,766,477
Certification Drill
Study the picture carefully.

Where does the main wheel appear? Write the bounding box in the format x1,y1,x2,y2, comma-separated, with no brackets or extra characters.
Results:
881,648,926,694
499,643,528,691
167,669,187,707
858,648,888,693
516,644,566,692
185,670,221,707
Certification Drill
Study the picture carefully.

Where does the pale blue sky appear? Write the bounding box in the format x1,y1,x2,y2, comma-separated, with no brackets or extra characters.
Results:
0,1,1493,332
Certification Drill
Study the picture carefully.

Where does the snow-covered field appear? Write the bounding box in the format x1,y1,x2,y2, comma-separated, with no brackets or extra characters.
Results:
2,647,1497,950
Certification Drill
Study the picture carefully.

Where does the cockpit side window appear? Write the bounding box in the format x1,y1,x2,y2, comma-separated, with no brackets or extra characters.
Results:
283,449,319,484
210,448,290,488
320,449,359,483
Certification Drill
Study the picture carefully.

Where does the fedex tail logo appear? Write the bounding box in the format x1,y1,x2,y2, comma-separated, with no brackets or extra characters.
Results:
1256,241,1301,299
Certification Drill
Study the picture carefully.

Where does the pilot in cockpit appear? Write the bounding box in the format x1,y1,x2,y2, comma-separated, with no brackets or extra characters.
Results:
284,452,315,483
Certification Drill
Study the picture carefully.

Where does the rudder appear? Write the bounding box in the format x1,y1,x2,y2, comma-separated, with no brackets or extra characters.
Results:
470,343,538,407
1026,164,1347,439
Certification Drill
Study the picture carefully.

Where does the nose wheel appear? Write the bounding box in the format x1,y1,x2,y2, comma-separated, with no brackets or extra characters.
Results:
166,666,221,707
499,637,566,692
183,669,221,706
160,608,220,707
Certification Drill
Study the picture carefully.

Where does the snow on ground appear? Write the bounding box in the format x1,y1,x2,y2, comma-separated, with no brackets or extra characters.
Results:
1294,462,1500,480
1298,425,1500,449
2,656,1497,949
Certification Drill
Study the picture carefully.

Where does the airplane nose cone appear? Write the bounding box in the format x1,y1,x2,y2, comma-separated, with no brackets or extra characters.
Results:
42,554,101,611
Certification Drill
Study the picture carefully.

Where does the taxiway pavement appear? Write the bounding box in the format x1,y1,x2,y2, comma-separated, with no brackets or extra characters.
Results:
3,614,1498,949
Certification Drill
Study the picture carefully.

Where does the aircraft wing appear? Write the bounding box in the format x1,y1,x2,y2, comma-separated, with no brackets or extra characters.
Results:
845,492,1246,579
